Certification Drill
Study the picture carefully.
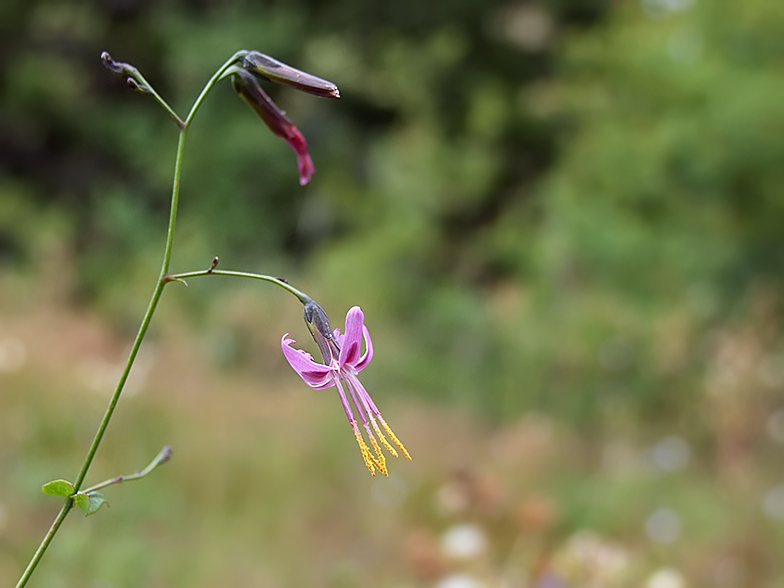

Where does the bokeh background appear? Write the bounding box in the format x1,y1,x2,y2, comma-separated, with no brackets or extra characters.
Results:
2,0,784,586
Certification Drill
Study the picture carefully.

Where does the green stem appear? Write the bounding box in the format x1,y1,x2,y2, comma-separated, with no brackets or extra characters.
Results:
72,279,167,491
71,125,185,489
128,68,183,127
16,200,175,587
15,53,243,588
14,501,73,588
166,268,312,305
184,51,247,128
77,446,173,495
71,90,189,496
15,141,179,587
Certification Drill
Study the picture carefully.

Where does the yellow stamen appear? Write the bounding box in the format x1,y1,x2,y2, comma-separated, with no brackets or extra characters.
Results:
380,418,412,460
353,426,383,475
371,417,398,457
367,430,389,476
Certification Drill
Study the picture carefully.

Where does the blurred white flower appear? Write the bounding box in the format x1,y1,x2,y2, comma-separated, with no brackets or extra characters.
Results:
441,524,487,560
646,568,685,588
554,531,630,584
436,573,481,588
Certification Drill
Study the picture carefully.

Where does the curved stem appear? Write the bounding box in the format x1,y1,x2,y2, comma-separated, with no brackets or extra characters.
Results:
184,51,247,128
166,268,312,305
77,446,173,495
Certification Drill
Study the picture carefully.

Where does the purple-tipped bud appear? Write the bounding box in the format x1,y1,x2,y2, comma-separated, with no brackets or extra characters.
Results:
231,68,316,185
101,51,129,76
304,300,338,364
242,51,340,99
158,445,173,465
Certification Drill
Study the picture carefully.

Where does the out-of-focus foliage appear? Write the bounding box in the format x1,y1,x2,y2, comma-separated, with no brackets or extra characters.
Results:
0,0,611,409
4,0,784,585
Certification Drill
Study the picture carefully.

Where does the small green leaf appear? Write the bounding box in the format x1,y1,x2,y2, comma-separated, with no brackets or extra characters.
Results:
74,491,109,516
73,494,89,513
42,480,75,497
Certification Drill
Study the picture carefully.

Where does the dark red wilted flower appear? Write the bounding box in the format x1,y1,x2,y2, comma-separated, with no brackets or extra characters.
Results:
232,68,315,186
228,52,338,186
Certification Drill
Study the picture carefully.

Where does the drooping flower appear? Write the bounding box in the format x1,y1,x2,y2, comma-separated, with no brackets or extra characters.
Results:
281,302,411,476
231,68,316,185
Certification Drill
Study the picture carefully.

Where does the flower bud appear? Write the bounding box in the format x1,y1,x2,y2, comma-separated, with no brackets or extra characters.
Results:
101,51,130,76
242,51,339,99
304,300,338,363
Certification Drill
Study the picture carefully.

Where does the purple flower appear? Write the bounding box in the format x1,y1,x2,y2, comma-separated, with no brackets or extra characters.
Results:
232,68,316,186
281,304,411,476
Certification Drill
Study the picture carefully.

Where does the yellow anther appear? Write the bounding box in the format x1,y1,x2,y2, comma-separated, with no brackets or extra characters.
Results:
380,418,411,461
371,418,398,457
353,426,385,475
367,430,389,476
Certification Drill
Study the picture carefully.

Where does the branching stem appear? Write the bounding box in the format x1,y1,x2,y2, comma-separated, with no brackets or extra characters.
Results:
165,268,312,305
77,446,173,495
16,52,244,588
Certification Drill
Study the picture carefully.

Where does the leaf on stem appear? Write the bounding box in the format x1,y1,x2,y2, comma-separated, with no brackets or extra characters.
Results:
42,480,75,497
74,491,109,516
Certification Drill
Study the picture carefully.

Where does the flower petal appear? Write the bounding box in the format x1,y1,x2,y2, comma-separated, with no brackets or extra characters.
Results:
286,127,316,186
232,69,316,186
281,335,335,388
354,325,374,372
339,306,365,368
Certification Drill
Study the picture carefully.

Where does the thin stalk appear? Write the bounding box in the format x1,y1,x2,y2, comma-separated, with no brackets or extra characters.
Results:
130,71,183,127
16,52,237,586
14,501,73,588
72,127,187,493
77,446,173,495
165,268,312,305
16,153,181,585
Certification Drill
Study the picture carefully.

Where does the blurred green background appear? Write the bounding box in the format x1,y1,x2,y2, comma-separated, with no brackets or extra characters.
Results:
3,0,784,586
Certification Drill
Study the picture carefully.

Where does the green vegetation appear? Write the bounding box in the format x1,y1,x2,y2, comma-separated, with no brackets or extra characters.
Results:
3,0,784,585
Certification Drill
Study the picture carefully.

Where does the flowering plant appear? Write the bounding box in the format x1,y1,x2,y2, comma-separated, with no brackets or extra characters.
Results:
15,49,407,587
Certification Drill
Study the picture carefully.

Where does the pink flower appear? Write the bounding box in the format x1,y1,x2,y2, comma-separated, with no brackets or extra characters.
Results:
282,304,410,476
232,68,316,186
